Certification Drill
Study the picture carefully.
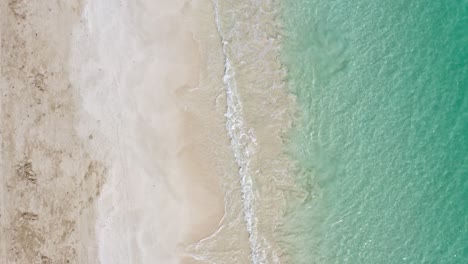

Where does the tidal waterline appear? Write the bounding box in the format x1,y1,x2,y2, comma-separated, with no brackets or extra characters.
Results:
281,0,468,263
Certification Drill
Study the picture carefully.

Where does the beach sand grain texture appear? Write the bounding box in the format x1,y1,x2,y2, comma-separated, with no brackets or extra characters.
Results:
1,0,241,263
0,0,105,263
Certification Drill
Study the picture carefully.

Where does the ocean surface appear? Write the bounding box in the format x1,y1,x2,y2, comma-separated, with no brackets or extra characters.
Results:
281,0,468,263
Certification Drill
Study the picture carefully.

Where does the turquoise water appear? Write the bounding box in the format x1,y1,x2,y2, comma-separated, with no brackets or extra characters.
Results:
281,0,468,263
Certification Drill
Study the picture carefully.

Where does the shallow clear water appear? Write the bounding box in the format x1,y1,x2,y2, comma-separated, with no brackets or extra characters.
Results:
281,0,468,263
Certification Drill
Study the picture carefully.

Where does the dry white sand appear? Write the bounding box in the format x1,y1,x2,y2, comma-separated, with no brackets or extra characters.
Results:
72,0,234,263
0,0,239,263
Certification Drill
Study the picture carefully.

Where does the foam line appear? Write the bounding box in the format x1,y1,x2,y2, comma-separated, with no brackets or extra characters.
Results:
212,1,266,263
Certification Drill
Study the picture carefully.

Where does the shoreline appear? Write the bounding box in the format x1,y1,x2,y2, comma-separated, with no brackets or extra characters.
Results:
201,0,298,263
1,0,298,263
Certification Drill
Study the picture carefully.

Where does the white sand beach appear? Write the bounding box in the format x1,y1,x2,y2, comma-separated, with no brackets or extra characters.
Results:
0,0,246,263
0,0,293,262
72,0,238,263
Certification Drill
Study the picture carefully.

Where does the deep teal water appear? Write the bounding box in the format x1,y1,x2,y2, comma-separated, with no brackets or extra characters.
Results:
281,0,468,263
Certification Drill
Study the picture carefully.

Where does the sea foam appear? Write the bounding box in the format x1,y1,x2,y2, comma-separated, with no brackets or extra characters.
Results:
213,1,266,263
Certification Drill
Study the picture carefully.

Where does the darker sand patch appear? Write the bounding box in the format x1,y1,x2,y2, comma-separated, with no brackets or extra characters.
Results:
0,1,106,263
